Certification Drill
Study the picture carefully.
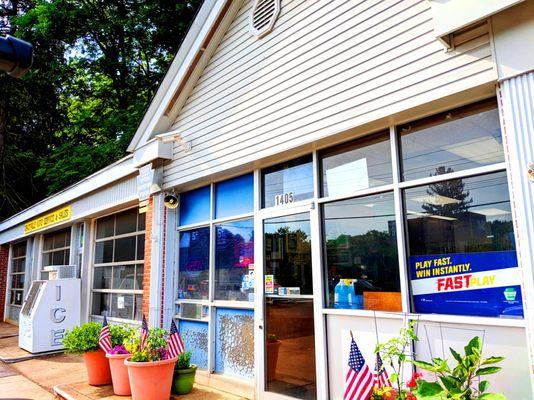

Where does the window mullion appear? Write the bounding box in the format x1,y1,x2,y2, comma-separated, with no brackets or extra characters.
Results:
390,125,411,313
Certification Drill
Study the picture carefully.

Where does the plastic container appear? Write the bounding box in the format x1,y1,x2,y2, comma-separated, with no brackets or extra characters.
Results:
334,279,349,309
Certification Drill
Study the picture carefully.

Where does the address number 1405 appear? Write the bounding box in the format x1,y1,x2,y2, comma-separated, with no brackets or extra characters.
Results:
274,192,294,206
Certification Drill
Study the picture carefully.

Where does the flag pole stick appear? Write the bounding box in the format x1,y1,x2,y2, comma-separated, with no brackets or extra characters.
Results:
350,330,354,340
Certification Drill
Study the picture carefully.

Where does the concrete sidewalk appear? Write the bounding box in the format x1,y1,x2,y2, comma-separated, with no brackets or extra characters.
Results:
0,362,55,399
0,322,245,400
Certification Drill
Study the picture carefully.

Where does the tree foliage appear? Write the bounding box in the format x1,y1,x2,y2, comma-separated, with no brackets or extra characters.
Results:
0,0,200,220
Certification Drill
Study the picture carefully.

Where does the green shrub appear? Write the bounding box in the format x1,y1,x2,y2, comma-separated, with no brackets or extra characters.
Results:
63,322,101,354
63,322,136,354
176,351,192,370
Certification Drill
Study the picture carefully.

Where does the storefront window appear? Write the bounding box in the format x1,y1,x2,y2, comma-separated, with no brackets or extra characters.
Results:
399,100,504,181
178,227,210,300
321,131,392,197
215,173,254,218
262,155,314,208
215,219,254,301
264,213,313,295
91,208,145,321
323,192,400,310
9,242,26,306
404,171,521,318
179,185,210,226
42,228,71,279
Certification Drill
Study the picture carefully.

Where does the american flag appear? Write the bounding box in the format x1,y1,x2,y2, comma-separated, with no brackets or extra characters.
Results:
140,314,149,349
166,319,185,359
374,353,392,388
98,315,112,353
344,337,374,400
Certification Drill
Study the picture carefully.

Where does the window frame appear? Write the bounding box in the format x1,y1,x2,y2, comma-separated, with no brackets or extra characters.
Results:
41,227,72,278
175,176,256,377
8,241,27,308
90,207,146,323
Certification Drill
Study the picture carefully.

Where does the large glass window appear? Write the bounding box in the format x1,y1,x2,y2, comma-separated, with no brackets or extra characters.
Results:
323,192,400,311
42,228,71,279
404,171,521,318
321,131,392,197
176,174,256,377
215,173,254,218
262,155,314,208
92,208,145,321
215,219,254,301
179,185,211,226
9,242,26,306
399,99,504,181
178,227,210,300
264,213,313,295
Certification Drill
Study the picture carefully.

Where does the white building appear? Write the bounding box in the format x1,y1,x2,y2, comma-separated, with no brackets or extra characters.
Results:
1,1,533,398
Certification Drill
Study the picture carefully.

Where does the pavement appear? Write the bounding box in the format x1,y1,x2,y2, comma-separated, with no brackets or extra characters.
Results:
0,322,246,400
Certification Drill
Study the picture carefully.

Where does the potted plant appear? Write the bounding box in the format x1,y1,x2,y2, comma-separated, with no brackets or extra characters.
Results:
172,351,197,395
410,336,507,400
266,333,281,381
63,322,112,385
124,328,177,400
371,321,419,400
105,325,134,396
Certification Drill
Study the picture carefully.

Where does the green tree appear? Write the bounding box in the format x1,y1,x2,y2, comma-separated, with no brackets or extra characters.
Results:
0,0,201,219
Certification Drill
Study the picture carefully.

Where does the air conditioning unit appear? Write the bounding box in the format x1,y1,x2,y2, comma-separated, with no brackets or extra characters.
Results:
43,265,79,280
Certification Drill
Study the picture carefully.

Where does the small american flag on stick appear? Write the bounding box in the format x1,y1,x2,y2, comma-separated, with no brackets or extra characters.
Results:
140,314,149,349
374,353,392,388
166,319,185,359
344,332,374,400
98,315,112,353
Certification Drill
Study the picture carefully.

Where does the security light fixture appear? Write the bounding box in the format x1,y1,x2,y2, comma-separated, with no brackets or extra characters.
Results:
0,35,33,78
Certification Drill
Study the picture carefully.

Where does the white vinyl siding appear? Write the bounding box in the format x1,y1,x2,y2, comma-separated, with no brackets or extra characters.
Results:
164,0,496,188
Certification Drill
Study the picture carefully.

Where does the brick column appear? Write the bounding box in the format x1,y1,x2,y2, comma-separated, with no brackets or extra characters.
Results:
142,196,153,321
0,245,9,322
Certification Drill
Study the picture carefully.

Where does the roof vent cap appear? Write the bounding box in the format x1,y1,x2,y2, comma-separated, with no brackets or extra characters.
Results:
249,0,281,38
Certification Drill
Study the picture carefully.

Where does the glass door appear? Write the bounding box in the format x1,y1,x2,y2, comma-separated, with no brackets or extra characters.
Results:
259,211,317,399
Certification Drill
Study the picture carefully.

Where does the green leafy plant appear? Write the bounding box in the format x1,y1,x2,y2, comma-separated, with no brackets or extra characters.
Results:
374,321,419,399
63,322,136,354
110,324,134,348
411,336,506,400
125,327,169,362
63,322,101,354
176,351,192,370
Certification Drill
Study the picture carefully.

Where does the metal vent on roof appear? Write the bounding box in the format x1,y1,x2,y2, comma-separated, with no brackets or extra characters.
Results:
249,0,281,38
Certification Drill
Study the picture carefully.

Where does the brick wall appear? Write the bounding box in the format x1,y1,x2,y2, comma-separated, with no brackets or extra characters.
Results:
0,245,9,322
142,196,153,320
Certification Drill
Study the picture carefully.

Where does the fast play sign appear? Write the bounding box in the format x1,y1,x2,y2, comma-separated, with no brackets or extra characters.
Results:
410,251,523,317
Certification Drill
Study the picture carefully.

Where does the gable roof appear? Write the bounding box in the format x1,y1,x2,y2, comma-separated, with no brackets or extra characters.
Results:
127,0,236,153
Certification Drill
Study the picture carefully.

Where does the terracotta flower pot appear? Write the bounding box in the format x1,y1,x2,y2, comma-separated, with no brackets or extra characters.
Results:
125,357,177,400
83,349,112,386
266,340,281,381
106,353,131,395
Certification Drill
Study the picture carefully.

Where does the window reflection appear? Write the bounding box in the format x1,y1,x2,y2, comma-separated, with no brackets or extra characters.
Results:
262,156,314,208
264,213,312,295
215,219,255,301
323,193,400,311
321,131,392,197
178,227,210,300
400,100,504,181
405,171,522,318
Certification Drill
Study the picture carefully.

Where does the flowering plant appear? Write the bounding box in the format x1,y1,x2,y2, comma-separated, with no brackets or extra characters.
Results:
108,344,128,355
373,321,418,399
124,327,169,362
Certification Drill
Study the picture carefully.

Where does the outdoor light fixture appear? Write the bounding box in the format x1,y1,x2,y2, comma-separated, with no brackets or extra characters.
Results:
156,129,192,153
0,35,33,78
